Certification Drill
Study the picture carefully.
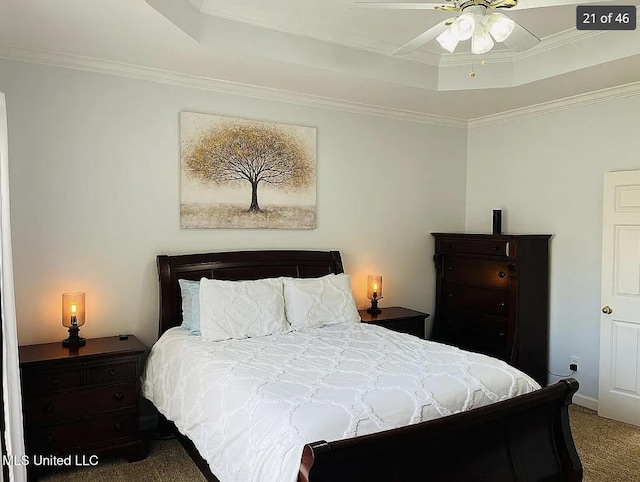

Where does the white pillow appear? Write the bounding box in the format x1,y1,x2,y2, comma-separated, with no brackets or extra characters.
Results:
283,273,360,330
199,277,290,341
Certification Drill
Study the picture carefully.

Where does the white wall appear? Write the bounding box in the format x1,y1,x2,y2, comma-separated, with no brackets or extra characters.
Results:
0,59,468,348
466,94,640,400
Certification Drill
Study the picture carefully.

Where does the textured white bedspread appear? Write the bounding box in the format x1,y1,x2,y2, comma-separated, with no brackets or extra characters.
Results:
142,323,539,482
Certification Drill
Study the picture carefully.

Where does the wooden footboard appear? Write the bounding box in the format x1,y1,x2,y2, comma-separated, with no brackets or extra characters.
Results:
300,379,582,482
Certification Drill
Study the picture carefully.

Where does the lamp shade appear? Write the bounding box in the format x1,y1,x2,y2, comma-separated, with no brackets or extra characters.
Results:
450,13,475,41
484,12,515,43
471,24,494,55
366,275,383,300
436,28,459,53
62,292,85,328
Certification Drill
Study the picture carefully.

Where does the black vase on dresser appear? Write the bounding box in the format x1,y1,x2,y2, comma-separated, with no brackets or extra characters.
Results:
431,233,551,386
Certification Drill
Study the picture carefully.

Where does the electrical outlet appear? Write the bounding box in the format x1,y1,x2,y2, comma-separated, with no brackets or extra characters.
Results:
570,356,580,372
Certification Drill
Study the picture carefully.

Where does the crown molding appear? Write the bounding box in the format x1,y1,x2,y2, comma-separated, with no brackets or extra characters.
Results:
0,43,467,128
2,42,637,132
468,81,640,129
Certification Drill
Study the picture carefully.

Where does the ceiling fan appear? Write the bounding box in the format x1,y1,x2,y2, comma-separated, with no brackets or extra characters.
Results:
355,0,605,55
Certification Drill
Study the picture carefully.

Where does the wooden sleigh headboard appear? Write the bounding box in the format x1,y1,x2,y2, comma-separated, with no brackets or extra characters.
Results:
156,250,344,337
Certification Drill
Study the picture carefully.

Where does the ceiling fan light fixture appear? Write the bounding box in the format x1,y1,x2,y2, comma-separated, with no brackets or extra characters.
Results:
471,24,494,55
436,28,459,53
450,13,475,41
483,12,515,42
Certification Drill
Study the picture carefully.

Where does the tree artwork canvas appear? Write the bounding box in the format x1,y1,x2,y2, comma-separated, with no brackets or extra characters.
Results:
180,112,317,229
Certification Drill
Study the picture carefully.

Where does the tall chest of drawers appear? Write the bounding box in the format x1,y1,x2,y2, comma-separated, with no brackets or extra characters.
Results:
19,335,147,474
431,233,551,385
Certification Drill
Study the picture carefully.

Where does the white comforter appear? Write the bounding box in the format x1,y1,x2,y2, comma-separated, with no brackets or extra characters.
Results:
142,323,539,482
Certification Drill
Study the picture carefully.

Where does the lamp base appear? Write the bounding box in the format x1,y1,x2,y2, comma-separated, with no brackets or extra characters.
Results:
62,327,86,347
366,298,382,316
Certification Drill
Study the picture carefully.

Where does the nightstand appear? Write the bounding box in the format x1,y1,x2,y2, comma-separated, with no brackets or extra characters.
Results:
359,306,430,339
19,335,147,475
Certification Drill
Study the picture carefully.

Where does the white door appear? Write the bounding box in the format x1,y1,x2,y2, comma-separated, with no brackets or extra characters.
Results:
599,170,640,426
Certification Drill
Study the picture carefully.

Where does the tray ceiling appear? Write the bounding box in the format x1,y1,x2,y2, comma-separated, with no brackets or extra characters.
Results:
0,0,638,121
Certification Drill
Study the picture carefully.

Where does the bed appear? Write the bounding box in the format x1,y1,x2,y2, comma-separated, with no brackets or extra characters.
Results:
143,249,582,482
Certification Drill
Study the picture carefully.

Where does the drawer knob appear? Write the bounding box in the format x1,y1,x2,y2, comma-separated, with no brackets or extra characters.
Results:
109,369,117,377
447,265,453,271
498,271,506,278
43,404,54,413
50,377,59,385
113,392,124,401
447,292,453,298
114,422,124,432
498,332,505,337
498,302,506,308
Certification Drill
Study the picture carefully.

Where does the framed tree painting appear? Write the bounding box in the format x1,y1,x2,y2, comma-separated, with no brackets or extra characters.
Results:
180,111,317,229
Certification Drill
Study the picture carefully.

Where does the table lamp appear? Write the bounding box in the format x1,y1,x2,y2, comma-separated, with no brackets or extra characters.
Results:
366,275,383,315
62,292,86,347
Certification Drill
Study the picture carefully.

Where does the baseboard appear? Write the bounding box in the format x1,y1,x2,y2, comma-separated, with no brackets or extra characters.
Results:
573,393,598,411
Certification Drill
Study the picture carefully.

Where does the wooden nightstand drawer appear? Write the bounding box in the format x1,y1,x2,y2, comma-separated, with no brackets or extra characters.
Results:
90,382,137,413
27,382,137,424
31,411,138,453
378,319,424,338
87,361,137,385
24,368,82,395
359,307,430,339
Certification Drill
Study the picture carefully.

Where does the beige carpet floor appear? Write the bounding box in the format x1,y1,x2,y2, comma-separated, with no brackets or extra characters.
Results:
39,438,206,482
569,405,640,482
40,405,640,481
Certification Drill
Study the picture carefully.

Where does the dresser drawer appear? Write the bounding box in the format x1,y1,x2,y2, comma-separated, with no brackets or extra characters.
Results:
87,361,137,385
444,257,513,288
441,311,508,352
438,238,510,257
442,283,510,318
27,382,137,424
30,410,138,453
23,368,83,395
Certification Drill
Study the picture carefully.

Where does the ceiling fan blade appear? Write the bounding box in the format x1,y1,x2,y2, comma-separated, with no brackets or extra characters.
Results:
392,19,451,55
508,0,615,10
353,2,446,9
502,22,540,51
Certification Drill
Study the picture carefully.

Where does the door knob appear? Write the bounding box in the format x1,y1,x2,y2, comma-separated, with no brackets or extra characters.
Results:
602,306,613,314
